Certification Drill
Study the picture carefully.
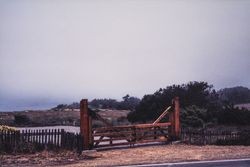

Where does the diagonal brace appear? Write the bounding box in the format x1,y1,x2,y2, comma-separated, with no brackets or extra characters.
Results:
153,106,172,124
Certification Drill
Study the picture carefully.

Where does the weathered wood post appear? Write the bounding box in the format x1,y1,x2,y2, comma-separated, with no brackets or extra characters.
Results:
169,97,180,140
169,104,174,140
174,97,180,139
80,99,91,149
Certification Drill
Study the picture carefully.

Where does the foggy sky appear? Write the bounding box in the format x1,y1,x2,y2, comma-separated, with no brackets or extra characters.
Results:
1,0,250,110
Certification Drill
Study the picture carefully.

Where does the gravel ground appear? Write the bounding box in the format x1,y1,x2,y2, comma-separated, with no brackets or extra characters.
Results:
1,144,250,167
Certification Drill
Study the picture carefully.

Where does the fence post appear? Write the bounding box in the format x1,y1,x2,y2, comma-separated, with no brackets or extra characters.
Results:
169,97,180,140
61,129,64,148
174,97,180,139
188,128,191,144
201,128,205,145
80,99,91,150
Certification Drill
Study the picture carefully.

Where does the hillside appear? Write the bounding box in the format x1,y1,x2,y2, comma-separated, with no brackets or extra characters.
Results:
0,109,130,127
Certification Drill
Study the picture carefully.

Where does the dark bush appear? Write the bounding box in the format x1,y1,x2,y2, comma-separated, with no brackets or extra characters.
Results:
217,107,250,125
14,115,31,126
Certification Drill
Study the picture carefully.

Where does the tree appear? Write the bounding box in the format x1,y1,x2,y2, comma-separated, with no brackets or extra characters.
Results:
89,96,140,111
218,86,250,105
89,99,119,109
118,95,141,110
181,105,207,127
217,105,250,125
127,81,221,125
52,104,68,111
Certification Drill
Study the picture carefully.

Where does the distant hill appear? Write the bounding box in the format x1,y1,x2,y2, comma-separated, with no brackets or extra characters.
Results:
51,95,140,111
0,109,130,127
218,86,250,104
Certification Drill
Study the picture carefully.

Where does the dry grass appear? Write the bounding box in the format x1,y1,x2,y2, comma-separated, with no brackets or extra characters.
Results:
1,144,250,167
67,144,250,167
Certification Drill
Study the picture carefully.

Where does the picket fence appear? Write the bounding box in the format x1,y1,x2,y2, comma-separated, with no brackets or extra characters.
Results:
0,129,83,153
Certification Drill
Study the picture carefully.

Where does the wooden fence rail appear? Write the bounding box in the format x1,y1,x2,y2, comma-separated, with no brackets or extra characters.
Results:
0,129,83,153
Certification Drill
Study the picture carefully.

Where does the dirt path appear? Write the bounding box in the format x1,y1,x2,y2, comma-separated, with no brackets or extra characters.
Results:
1,144,250,167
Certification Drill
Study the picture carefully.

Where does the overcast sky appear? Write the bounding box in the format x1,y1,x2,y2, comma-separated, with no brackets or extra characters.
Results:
0,0,250,111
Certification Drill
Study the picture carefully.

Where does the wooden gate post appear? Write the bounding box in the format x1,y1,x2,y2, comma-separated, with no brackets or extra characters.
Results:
173,97,180,139
169,104,174,140
169,97,180,140
80,99,91,149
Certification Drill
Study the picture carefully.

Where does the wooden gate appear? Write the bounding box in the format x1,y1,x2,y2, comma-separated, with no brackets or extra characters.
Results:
80,97,180,149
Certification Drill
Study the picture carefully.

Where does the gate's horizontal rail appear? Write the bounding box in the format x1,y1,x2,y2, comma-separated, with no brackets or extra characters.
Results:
93,134,168,142
94,137,133,142
95,141,134,148
93,128,168,137
94,127,168,135
95,138,169,148
93,122,171,132
93,131,134,137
